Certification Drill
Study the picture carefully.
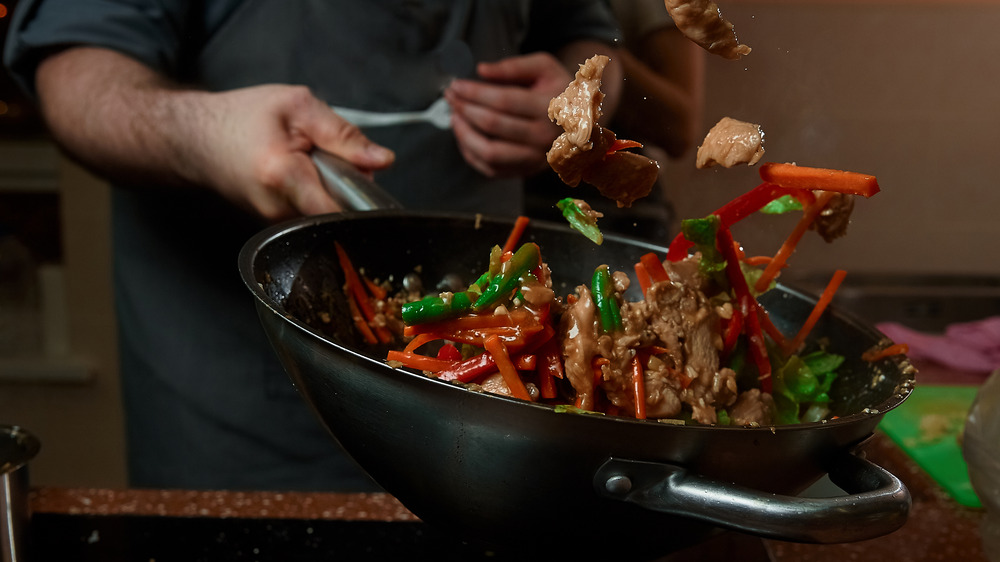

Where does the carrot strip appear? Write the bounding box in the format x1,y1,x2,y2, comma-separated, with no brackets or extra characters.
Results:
639,252,669,283
634,262,652,296
538,367,558,399
862,343,910,362
484,335,532,401
759,162,880,198
503,216,531,254
631,355,646,420
386,350,458,373
516,354,537,370
743,256,774,267
335,241,392,344
404,332,438,353
758,308,788,351
784,269,847,355
347,293,378,345
754,191,837,293
363,277,388,301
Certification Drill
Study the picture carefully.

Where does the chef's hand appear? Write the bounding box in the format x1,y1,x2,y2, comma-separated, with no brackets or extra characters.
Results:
196,85,396,221
444,52,570,178
34,47,395,223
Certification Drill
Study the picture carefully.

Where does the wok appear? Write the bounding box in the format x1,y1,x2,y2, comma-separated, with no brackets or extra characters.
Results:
239,211,915,558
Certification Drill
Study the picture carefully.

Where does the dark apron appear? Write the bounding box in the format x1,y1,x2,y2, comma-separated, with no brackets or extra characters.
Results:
117,0,527,491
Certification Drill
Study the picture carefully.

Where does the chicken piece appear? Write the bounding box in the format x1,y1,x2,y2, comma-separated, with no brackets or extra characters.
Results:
696,117,765,169
641,257,738,424
728,389,776,427
664,0,751,60
548,55,608,148
811,192,855,242
560,284,599,411
547,55,659,208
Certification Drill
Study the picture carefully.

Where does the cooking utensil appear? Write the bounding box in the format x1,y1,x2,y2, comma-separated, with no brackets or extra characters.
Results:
1,425,40,562
311,151,402,212
239,211,915,559
330,97,452,130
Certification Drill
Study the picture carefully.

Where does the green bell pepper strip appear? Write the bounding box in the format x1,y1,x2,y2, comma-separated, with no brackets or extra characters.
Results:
556,198,603,245
592,265,623,334
400,290,476,325
474,243,541,311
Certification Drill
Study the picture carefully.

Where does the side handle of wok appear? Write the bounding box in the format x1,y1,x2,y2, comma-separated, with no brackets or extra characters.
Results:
312,150,403,211
593,454,910,543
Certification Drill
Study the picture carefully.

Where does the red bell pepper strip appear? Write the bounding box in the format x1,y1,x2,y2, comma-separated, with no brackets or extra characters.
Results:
634,262,652,296
436,325,555,383
666,183,804,262
606,138,643,155
716,224,772,391
720,305,744,362
639,252,670,283
436,342,463,361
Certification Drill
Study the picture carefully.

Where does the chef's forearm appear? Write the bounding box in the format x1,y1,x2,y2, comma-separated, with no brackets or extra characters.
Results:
35,46,215,190
556,40,623,124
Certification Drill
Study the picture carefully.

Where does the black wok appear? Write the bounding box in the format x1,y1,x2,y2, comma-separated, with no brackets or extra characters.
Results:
239,211,914,559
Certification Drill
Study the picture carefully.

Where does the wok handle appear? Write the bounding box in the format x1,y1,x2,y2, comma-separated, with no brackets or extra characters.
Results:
594,453,910,543
311,150,403,211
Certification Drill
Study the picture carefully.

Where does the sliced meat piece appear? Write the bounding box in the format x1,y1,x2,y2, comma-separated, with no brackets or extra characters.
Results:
547,55,659,207
548,55,609,148
811,192,855,242
664,0,751,60
728,388,776,426
696,117,765,169
559,284,599,410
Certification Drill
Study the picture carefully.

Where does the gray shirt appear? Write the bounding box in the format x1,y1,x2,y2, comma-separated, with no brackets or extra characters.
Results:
4,0,620,491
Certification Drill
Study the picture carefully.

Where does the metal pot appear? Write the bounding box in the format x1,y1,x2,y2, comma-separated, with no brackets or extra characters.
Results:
239,211,914,558
1,425,40,562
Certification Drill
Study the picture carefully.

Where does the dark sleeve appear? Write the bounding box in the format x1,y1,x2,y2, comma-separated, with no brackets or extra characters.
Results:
3,0,193,98
522,0,622,54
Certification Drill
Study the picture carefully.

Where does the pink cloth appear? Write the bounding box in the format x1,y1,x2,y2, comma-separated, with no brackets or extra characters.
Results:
876,317,1000,373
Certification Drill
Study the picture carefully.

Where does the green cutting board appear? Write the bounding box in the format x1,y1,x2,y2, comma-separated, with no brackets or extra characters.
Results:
878,384,982,508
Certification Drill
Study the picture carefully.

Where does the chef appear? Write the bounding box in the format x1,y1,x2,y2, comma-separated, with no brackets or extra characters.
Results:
3,0,623,491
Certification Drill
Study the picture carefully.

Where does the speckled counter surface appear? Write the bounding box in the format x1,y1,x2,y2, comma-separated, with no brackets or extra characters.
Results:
27,432,987,561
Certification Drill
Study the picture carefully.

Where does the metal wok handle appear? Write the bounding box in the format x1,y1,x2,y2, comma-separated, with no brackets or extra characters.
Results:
311,149,403,211
594,454,910,543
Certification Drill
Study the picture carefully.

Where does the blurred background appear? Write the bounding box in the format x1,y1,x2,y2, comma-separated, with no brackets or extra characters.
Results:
1,0,999,488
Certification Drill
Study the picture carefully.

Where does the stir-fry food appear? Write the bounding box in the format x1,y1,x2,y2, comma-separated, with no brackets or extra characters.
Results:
337,162,882,427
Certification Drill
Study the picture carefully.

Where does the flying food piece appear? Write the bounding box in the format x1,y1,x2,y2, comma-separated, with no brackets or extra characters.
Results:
547,55,659,208
664,0,751,60
696,117,765,169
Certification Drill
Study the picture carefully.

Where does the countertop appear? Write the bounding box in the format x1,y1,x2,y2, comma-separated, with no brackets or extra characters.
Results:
25,430,988,562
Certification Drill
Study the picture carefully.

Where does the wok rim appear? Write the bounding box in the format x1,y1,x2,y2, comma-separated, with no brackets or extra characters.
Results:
238,210,916,434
